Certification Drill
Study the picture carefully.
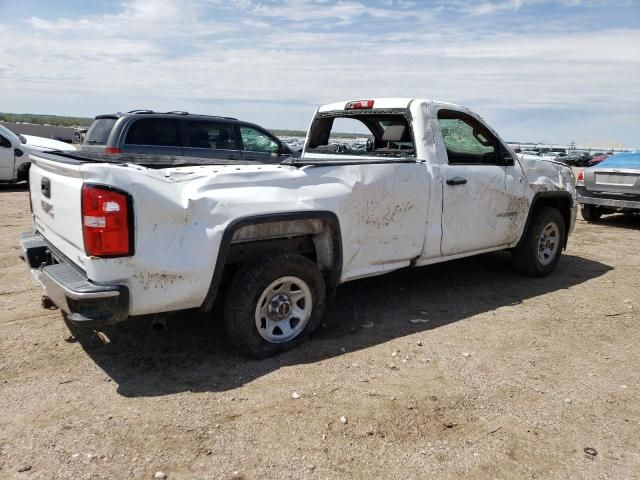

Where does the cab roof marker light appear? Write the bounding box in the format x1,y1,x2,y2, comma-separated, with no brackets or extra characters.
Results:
345,100,374,110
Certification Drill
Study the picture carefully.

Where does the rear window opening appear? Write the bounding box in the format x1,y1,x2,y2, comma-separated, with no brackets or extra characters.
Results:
306,112,415,158
84,118,117,145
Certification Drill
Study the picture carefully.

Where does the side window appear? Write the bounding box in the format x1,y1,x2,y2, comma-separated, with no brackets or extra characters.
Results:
0,134,11,148
240,127,279,154
185,121,238,150
437,110,499,165
125,118,180,147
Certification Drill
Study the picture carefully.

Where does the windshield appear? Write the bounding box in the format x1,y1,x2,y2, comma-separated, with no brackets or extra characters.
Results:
306,111,415,158
84,118,117,145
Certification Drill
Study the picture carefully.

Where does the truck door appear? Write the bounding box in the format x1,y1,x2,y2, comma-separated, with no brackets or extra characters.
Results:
435,108,527,256
0,132,16,180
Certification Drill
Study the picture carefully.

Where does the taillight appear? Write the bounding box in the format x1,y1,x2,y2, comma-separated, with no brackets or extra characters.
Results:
345,99,374,110
104,147,122,154
81,184,132,257
576,170,584,186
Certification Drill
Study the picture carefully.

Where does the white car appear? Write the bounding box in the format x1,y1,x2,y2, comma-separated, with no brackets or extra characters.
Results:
0,124,75,182
22,134,76,152
21,98,576,357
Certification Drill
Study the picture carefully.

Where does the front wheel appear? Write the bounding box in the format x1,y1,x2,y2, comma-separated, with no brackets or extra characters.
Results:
223,253,326,358
511,207,565,277
581,204,602,221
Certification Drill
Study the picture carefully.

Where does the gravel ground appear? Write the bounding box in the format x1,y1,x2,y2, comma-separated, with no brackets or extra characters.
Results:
0,183,638,479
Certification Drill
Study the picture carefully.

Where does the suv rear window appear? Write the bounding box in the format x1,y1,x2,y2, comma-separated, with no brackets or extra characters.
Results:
306,112,414,158
84,118,116,145
125,118,181,147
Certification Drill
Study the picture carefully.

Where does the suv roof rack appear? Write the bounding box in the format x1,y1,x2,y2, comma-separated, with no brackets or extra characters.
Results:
118,110,238,121
181,113,239,121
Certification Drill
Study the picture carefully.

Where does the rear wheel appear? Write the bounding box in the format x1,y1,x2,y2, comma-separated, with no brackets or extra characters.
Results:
223,253,326,358
511,207,565,276
581,204,602,221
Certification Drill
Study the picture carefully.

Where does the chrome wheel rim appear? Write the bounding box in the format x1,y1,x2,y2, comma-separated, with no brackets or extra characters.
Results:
538,222,560,266
254,276,313,343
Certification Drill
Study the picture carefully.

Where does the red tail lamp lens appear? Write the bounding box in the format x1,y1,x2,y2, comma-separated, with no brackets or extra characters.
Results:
82,185,132,257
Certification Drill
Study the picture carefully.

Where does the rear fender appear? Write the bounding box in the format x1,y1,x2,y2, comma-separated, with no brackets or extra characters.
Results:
199,211,342,312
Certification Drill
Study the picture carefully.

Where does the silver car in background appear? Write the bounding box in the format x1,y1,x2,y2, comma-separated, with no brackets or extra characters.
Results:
576,152,640,220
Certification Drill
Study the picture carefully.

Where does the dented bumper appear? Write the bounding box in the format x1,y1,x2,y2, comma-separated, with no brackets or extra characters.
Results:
20,231,129,327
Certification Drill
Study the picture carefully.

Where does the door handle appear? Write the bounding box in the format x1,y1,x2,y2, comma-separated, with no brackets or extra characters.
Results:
226,154,239,160
446,177,467,186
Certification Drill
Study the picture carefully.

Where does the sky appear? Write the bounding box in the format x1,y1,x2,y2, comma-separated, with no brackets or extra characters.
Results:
0,0,639,147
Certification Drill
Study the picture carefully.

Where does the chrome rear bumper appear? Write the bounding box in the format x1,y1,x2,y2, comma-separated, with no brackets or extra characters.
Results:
20,231,129,327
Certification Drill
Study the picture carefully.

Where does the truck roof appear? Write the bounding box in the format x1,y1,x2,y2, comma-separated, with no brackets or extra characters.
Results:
317,98,464,113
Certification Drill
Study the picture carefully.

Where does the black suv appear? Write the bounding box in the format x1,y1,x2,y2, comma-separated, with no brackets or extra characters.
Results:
81,110,296,163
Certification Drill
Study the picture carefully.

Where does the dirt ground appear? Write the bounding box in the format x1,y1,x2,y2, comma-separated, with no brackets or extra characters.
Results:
0,183,638,480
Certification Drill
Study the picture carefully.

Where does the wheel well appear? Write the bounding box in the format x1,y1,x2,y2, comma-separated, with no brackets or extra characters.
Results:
531,194,572,248
200,213,342,312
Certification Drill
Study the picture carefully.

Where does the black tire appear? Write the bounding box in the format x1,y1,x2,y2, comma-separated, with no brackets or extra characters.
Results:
223,252,326,358
581,204,602,221
511,207,566,277
16,162,31,184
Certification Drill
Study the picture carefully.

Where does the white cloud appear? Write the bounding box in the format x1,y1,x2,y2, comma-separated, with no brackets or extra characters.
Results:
465,0,524,16
1,0,638,145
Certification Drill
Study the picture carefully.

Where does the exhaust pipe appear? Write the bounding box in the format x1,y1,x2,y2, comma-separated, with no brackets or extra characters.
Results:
41,295,58,310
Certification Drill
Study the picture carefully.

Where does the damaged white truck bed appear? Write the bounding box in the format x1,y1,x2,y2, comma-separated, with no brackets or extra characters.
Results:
21,98,577,357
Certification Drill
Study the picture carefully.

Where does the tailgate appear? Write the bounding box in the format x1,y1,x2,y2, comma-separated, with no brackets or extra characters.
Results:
30,153,86,263
584,168,640,195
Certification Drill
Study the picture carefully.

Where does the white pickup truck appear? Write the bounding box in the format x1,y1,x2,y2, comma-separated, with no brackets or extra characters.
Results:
20,98,577,357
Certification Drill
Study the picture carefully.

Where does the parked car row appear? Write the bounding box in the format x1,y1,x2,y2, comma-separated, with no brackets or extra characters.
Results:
515,147,616,167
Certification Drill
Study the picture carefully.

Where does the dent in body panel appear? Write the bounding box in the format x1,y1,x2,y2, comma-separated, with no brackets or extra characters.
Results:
520,156,576,195
80,161,431,314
